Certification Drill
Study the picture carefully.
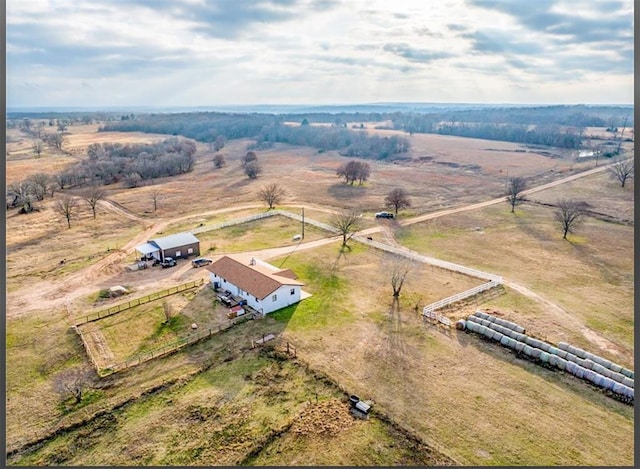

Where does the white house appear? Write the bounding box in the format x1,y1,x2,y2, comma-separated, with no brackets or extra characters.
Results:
205,255,305,315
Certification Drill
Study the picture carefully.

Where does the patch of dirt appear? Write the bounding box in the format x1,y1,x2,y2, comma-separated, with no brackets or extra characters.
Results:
289,398,359,436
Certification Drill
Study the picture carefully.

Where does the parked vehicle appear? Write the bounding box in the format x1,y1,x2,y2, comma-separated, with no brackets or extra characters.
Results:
191,258,213,268
375,211,394,219
161,257,177,268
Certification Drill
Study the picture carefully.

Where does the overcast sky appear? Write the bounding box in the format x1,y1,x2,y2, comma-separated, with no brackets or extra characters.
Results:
6,0,634,108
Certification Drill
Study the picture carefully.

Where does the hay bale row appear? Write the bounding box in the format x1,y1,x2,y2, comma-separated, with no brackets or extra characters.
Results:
472,311,525,333
465,318,634,400
557,341,633,380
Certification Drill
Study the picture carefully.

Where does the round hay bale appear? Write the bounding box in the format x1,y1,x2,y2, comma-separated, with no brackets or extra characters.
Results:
514,341,525,353
523,345,534,356
620,368,633,379
455,319,466,331
481,326,494,338
583,370,596,382
547,346,559,356
601,377,616,391
610,372,625,384
582,359,595,370
555,357,567,371
530,348,542,359
492,331,504,342
600,359,614,370
467,315,480,324
524,337,537,347
513,325,526,334
622,377,634,389
612,382,627,396
573,348,587,359
539,351,550,363
513,333,526,342
573,366,586,379
591,373,605,388
574,357,586,368
566,345,577,355
548,354,558,366
500,335,510,347
538,342,551,352
474,311,488,319
600,367,613,379
557,341,569,351
486,315,497,323
557,349,568,359
479,319,490,327
466,321,478,332
494,318,505,327
565,361,577,374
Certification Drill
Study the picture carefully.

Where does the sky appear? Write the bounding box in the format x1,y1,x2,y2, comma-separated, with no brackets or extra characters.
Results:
6,0,635,108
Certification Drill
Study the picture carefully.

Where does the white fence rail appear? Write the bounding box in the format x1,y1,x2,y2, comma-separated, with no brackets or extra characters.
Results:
422,280,502,316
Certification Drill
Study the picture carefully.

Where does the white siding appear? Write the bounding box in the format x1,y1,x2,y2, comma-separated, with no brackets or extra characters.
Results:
208,273,300,315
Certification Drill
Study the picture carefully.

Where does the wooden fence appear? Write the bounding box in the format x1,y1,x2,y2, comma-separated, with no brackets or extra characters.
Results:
74,278,205,326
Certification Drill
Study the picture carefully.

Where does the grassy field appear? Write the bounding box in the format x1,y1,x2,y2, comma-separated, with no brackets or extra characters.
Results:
5,122,634,466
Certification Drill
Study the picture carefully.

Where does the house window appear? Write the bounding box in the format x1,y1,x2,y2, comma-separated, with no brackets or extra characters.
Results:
175,250,181,257
290,288,295,295
272,294,277,302
187,248,193,254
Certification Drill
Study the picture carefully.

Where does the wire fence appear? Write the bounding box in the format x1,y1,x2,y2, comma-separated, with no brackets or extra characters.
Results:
73,278,205,326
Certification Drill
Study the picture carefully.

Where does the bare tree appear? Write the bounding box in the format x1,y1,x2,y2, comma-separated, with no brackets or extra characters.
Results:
386,255,415,297
241,151,257,167
54,194,79,228
212,135,226,151
213,153,225,168
82,185,106,218
123,172,143,188
555,199,585,240
329,209,362,249
257,183,287,209
8,181,34,213
32,140,43,157
608,158,634,188
44,132,66,151
27,173,51,201
336,160,371,185
385,187,411,217
52,366,95,404
244,160,262,179
505,176,527,213
162,300,174,322
151,189,160,212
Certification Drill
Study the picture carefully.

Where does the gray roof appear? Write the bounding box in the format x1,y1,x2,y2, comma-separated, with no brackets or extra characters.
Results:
136,242,160,255
150,232,200,250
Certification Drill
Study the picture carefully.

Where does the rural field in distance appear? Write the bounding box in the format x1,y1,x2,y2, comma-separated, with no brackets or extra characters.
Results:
5,105,634,466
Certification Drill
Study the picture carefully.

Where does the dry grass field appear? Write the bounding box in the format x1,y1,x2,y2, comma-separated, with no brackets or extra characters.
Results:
5,121,634,466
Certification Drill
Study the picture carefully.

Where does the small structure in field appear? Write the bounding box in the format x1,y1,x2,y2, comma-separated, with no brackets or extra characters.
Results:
206,255,306,315
135,232,200,262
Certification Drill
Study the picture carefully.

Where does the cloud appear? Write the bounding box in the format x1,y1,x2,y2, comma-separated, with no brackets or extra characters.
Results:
463,31,544,55
382,43,455,63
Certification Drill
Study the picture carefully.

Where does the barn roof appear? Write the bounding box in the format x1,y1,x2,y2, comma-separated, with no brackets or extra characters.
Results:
206,255,304,300
149,232,200,250
135,242,159,255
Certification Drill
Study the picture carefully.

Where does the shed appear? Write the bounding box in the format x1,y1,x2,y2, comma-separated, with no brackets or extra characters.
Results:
135,232,200,261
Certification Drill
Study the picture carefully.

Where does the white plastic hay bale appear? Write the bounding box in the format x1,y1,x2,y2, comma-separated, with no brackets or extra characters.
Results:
582,359,595,370
558,342,569,351
573,366,586,379
524,336,537,347
513,332,526,342
547,346,559,356
574,357,586,368
565,361,577,374
557,349,568,359
514,341,525,353
500,335,510,347
539,351,550,363
492,331,504,341
610,372,625,384
523,345,534,356
573,347,587,359
591,373,605,387
486,315,497,323
494,318,505,327
538,342,551,352
612,382,628,396
555,357,567,371
467,315,480,324
513,325,526,334
620,368,634,379
474,311,488,319
566,345,577,355
583,370,596,383
548,355,559,367
530,348,542,359
601,377,616,391
622,377,634,389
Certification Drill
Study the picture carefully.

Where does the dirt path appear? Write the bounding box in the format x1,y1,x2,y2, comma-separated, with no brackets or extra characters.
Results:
6,163,621,324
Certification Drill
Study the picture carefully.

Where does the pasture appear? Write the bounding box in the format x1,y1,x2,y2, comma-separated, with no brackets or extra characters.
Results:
5,121,634,465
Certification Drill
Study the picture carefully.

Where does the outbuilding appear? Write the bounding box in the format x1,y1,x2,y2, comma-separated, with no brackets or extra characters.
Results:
135,232,200,262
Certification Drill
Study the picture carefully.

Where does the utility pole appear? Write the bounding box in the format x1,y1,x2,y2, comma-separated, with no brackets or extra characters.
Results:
301,207,305,239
